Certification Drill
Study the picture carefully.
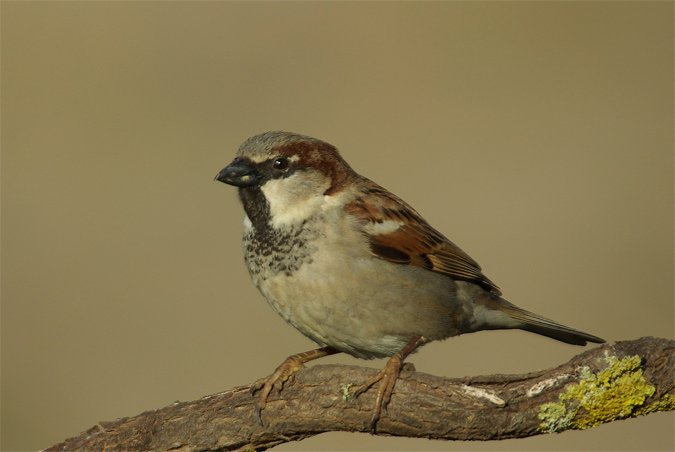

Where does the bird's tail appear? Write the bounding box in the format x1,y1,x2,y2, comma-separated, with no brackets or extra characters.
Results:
503,301,605,345
478,296,605,346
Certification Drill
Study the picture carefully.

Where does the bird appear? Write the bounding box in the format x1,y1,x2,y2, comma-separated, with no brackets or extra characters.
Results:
215,131,605,431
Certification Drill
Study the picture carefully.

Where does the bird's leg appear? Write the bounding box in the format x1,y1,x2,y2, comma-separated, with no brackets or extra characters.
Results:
251,346,339,425
351,335,426,432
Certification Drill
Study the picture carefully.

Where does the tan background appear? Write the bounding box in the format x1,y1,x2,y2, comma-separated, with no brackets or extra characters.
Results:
2,2,673,450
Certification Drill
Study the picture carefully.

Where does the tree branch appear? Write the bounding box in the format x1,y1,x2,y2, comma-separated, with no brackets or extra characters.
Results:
45,337,674,452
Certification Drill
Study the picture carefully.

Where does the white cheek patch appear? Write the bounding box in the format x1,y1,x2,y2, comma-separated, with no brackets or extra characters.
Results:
261,173,330,227
363,219,403,235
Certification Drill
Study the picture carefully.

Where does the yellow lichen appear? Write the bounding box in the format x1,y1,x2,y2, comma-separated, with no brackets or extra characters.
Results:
635,393,675,415
340,383,354,402
538,354,664,433
539,401,573,432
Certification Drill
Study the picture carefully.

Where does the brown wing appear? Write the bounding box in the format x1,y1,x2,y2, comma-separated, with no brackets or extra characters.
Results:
345,179,501,295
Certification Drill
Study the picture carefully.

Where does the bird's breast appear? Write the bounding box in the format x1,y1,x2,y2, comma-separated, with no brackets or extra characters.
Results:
240,213,476,358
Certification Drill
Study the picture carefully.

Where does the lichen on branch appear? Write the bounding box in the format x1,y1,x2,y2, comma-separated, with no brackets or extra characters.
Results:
45,337,674,452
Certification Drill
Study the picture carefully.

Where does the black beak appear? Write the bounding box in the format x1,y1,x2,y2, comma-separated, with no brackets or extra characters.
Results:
215,158,260,187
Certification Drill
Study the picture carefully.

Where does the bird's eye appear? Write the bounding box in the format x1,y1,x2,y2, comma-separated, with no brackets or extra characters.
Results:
273,157,289,170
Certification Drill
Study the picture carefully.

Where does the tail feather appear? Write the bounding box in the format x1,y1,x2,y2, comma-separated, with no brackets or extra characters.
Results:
485,297,605,346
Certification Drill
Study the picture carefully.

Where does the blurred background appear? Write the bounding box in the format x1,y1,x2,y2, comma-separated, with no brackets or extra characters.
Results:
2,2,673,450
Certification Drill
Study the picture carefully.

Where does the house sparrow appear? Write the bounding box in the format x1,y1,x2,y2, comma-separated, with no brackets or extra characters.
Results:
215,131,605,431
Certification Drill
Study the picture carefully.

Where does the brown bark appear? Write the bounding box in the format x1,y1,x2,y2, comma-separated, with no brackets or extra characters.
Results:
45,337,674,452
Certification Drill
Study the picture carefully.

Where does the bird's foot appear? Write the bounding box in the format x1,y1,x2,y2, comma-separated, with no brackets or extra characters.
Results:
250,347,338,426
351,353,404,432
350,336,426,433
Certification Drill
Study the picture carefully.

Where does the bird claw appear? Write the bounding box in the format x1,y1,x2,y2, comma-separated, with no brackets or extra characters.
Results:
349,336,425,433
350,355,403,433
249,347,338,426
249,377,266,395
249,359,305,426
253,401,265,426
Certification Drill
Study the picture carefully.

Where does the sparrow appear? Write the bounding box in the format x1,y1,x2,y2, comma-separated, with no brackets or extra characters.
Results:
215,131,605,431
